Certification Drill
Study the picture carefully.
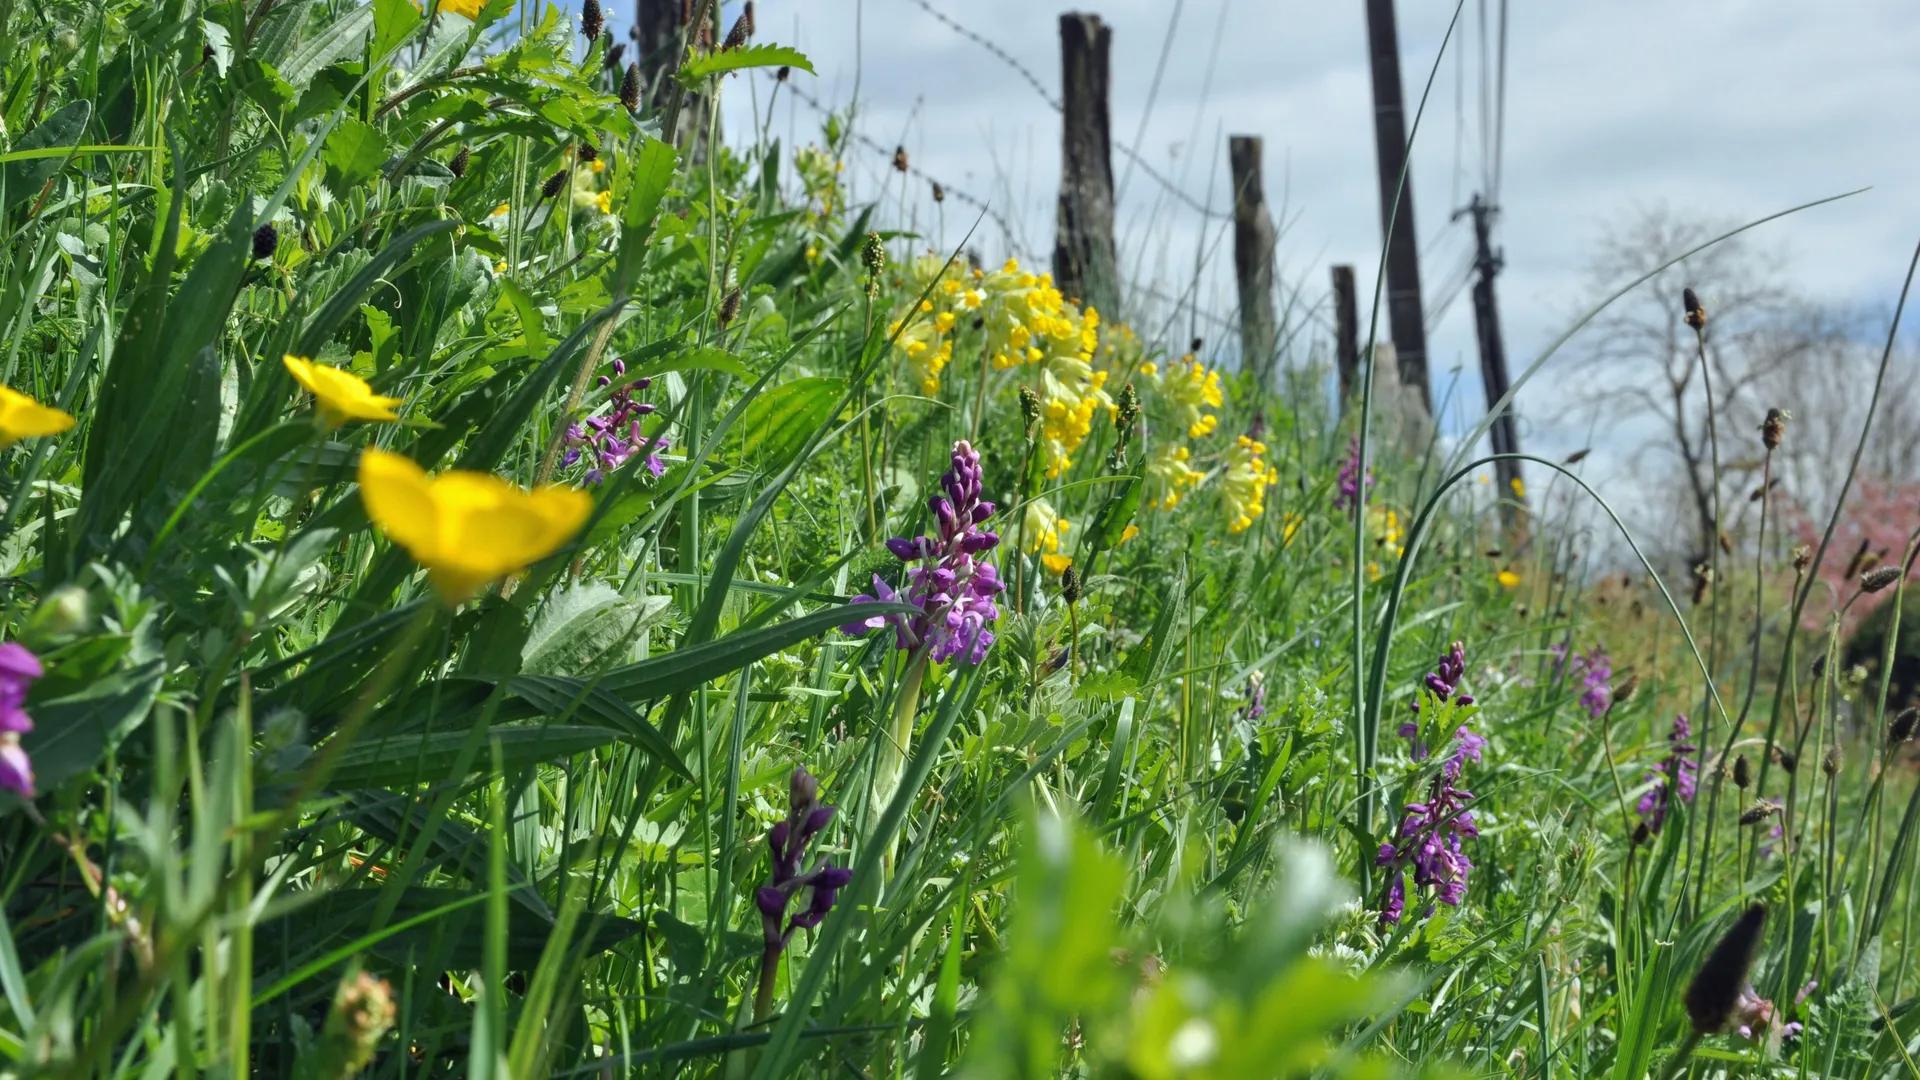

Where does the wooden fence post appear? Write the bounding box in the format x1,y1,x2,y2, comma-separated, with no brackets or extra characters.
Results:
1331,264,1360,405
1052,12,1120,318
1363,0,1433,415
1229,135,1278,385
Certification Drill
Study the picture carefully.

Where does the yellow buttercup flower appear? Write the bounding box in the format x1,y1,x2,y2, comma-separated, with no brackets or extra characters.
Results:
1496,569,1522,590
1509,476,1527,498
426,0,486,18
1119,523,1140,545
283,355,403,427
0,387,75,448
1041,553,1073,575
358,449,592,603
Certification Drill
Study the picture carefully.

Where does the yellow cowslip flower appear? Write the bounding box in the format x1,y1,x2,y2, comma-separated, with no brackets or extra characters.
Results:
1496,569,1522,590
1366,504,1405,558
1221,435,1278,534
590,159,606,174
1146,443,1204,511
1023,498,1070,556
1509,476,1527,498
595,189,613,214
283,355,403,427
0,387,75,448
358,449,592,603
1144,353,1224,440
1042,553,1072,575
1119,523,1140,545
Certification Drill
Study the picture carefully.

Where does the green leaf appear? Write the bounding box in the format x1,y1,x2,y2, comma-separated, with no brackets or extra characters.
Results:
522,583,672,675
201,19,234,77
635,345,751,382
14,662,163,798
616,137,678,281
279,3,376,91
3,101,91,210
286,725,623,789
677,43,814,85
322,118,388,190
600,602,916,704
372,0,424,57
733,376,843,471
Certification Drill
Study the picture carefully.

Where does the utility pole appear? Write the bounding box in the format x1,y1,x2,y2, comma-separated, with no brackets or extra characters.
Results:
1461,194,1527,528
1053,12,1120,318
1228,136,1278,386
1362,0,1433,415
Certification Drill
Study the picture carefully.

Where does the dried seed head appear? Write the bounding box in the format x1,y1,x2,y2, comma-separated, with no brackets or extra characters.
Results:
1862,566,1903,594
540,168,568,199
448,145,470,178
1732,754,1751,789
1718,530,1733,556
619,62,642,113
719,287,742,327
1189,337,1204,354
723,11,751,50
892,146,909,173
1061,567,1082,605
251,222,278,261
1891,706,1918,745
1822,746,1842,776
695,21,714,50
1791,544,1813,573
1684,904,1766,1034
1614,673,1639,704
577,142,598,163
604,42,626,71
581,0,603,42
777,64,791,81
1739,800,1782,826
1691,562,1713,605
1772,745,1797,773
930,180,945,202
744,1,756,36
1810,653,1826,680
1761,407,1789,451
1683,287,1707,331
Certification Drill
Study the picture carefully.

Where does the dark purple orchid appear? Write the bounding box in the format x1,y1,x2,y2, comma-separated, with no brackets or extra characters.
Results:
1334,435,1373,512
754,768,852,1018
0,642,42,798
841,440,1004,665
1637,714,1698,833
562,360,667,484
1378,642,1486,926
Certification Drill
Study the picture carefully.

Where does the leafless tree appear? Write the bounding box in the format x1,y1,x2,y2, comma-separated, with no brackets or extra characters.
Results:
1564,206,1840,569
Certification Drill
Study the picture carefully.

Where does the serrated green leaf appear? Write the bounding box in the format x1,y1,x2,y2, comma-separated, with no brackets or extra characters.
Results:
677,43,814,85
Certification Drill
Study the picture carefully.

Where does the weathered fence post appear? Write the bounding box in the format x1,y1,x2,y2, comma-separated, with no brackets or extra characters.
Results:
1229,135,1278,386
1052,12,1120,318
1331,264,1360,405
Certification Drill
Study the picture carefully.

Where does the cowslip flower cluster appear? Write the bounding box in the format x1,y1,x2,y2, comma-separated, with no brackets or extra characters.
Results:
1022,497,1072,575
1637,714,1698,833
1221,434,1280,533
1145,442,1205,510
0,644,44,798
842,441,1004,665
1137,353,1223,438
1334,435,1372,512
564,360,665,484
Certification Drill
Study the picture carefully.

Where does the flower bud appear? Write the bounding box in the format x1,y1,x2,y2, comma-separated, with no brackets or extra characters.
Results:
1822,746,1841,776
1732,754,1750,789
1892,707,1918,745
1683,287,1707,331
1739,800,1781,826
540,169,568,200
1061,567,1082,605
789,767,819,812
931,180,945,203
448,145,470,178
892,146,909,173
1760,407,1789,451
581,0,603,41
24,584,90,643
719,287,742,327
619,62,642,113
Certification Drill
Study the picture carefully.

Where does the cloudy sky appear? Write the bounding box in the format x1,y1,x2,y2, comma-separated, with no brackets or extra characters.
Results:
687,0,1919,490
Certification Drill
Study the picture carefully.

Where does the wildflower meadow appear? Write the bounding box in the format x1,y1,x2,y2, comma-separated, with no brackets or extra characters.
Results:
1,0,1918,1076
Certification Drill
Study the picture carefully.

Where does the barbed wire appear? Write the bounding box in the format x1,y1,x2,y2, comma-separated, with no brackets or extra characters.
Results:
904,0,1232,223
778,77,1031,259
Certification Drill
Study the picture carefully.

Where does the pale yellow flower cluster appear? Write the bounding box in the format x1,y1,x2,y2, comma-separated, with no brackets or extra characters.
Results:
1137,353,1223,439
1221,435,1279,534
